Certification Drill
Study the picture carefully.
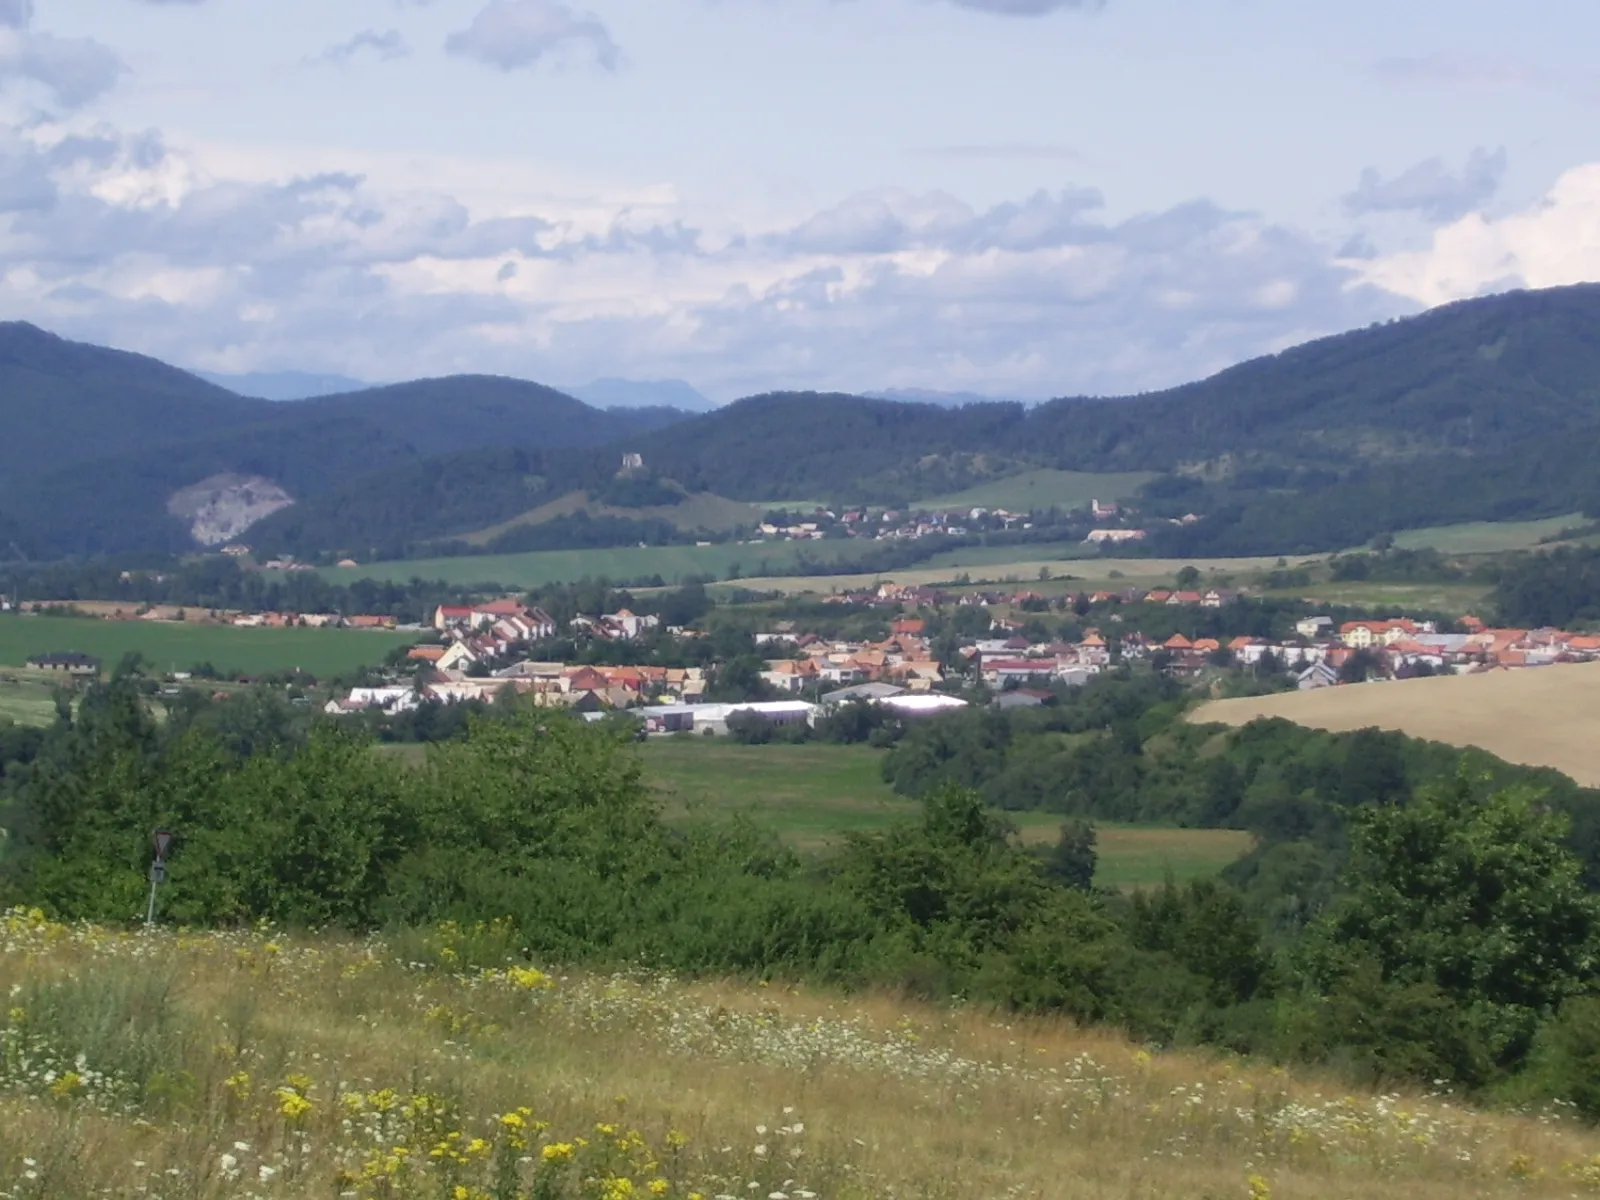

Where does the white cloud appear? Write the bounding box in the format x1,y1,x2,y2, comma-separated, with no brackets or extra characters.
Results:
0,110,1421,399
311,30,410,66
445,0,620,72
0,27,124,109
1355,163,1600,308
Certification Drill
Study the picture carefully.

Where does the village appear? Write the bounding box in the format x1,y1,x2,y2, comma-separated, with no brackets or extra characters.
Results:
319,580,1600,735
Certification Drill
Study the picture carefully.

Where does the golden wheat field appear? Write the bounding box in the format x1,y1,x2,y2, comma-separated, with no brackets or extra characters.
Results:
3,909,1600,1200
1194,662,1600,787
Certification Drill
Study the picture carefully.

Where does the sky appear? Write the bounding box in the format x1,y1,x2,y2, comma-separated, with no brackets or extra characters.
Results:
2,0,1598,401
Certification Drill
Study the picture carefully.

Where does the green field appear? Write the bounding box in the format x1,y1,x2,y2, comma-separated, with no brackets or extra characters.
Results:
318,540,877,589
637,740,1251,887
462,490,771,546
0,616,415,677
0,673,63,726
913,469,1158,513
1268,579,1494,615
1389,514,1586,554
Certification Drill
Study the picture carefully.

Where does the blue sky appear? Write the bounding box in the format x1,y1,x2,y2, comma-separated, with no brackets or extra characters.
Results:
2,0,1597,400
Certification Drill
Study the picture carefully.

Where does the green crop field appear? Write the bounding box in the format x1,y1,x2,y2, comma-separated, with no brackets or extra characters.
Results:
1389,514,1585,554
462,490,770,546
913,469,1158,513
636,740,1251,887
318,540,875,590
0,674,63,726
0,616,415,678
1269,579,1493,615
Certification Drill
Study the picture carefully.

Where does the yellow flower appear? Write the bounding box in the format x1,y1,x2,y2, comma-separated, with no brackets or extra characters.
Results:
542,1143,576,1164
224,1071,251,1098
604,1179,636,1200
1247,1174,1272,1200
275,1087,313,1119
508,965,554,990
648,1179,670,1196
47,1071,82,1100
6,1007,23,1025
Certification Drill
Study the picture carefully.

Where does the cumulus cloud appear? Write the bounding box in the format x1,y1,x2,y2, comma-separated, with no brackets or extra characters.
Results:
1355,163,1600,308
445,0,620,72
1344,146,1507,224
0,29,125,108
0,108,1421,399
311,29,410,66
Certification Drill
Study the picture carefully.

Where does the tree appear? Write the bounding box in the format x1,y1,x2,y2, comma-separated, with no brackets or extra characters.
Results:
1044,820,1097,890
1308,775,1600,1078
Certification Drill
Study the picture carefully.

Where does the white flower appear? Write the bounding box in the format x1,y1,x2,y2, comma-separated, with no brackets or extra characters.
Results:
753,1144,769,1157
259,1164,278,1181
220,1154,239,1177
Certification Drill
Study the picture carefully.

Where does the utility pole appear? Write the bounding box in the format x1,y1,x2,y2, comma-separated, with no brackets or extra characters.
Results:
146,829,173,929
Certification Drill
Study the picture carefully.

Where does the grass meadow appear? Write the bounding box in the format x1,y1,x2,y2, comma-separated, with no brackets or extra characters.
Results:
1390,513,1586,554
461,491,771,547
1195,660,1600,787
0,616,414,678
637,741,1251,887
4,908,1599,1200
317,541,870,590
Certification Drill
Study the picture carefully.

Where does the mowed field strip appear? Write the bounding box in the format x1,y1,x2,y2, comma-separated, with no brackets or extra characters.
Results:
1195,661,1600,786
0,616,415,677
637,740,1252,886
731,554,1305,595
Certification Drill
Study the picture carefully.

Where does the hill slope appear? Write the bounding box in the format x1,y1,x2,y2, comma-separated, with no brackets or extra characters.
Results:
8,284,1600,559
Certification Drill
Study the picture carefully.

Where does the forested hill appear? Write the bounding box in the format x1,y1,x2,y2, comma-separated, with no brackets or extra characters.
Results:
631,285,1600,498
1023,284,1600,471
0,322,262,480
7,284,1600,557
0,324,692,556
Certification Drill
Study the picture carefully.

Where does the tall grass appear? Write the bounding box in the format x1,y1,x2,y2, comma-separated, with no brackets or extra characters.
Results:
1,907,1597,1199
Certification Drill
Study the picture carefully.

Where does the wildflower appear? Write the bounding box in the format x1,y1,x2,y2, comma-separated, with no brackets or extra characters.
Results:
649,1180,670,1196
1247,1174,1271,1200
542,1143,576,1164
224,1071,251,1098
276,1087,313,1119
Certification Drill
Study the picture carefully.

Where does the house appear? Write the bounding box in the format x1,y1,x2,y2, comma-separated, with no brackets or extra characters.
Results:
436,642,480,673
1295,616,1334,639
1340,619,1420,649
347,615,397,630
820,681,906,708
1296,662,1340,690
1084,528,1146,545
1202,589,1240,608
26,651,100,676
1168,591,1204,606
408,645,448,664
1162,634,1194,652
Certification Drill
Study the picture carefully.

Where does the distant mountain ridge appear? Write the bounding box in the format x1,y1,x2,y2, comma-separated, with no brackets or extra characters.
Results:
5,284,1600,560
197,370,373,401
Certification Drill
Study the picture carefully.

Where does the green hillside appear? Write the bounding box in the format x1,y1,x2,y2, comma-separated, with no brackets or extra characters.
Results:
9,284,1600,561
913,468,1157,512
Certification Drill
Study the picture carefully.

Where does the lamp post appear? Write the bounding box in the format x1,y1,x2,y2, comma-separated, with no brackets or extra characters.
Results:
146,829,173,929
